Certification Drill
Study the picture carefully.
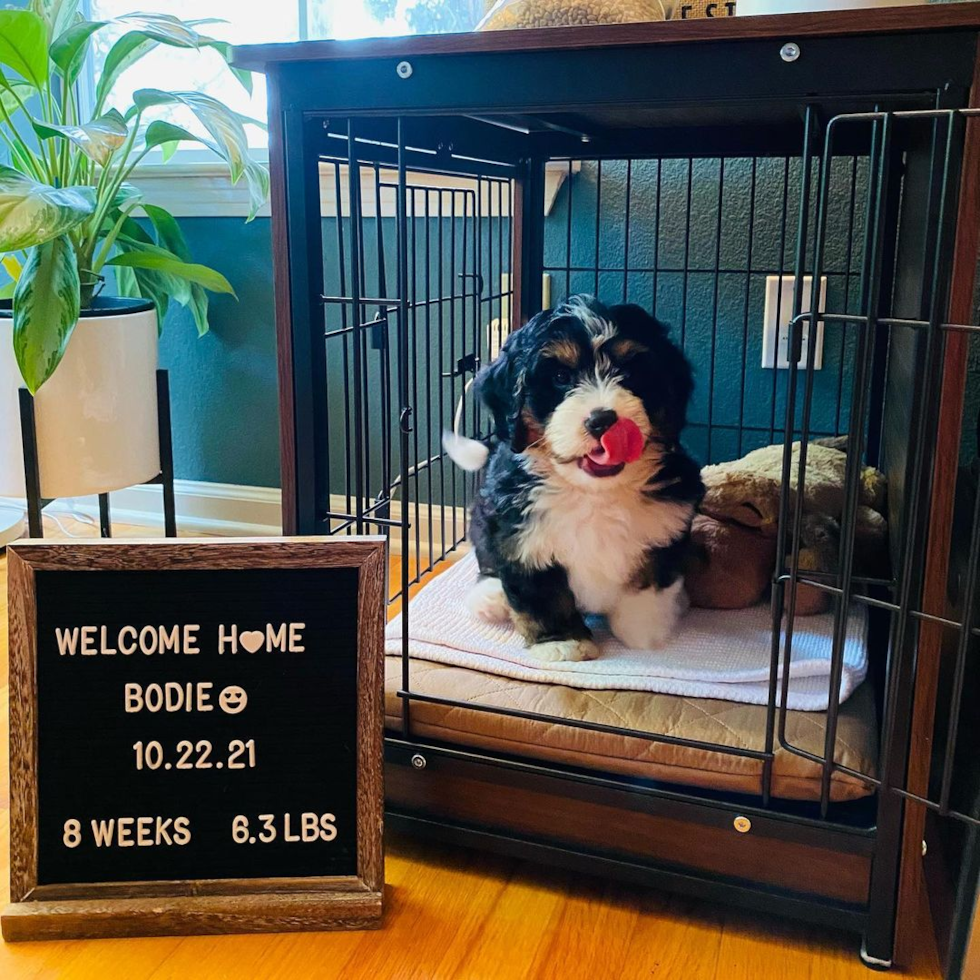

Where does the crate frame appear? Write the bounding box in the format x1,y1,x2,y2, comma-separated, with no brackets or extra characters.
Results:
235,10,980,966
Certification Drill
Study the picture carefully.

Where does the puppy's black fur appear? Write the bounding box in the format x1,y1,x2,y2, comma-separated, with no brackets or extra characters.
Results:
469,298,703,653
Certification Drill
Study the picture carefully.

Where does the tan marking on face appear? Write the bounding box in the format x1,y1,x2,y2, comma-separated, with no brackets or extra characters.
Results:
541,338,582,367
606,338,649,361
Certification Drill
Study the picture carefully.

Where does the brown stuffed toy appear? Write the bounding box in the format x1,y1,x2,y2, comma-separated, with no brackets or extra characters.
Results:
685,440,888,614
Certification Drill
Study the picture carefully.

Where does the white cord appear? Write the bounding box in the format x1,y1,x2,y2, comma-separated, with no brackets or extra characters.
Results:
41,499,98,538
453,378,475,436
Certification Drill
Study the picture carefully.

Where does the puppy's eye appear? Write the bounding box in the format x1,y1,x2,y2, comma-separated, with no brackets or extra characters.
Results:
553,368,572,387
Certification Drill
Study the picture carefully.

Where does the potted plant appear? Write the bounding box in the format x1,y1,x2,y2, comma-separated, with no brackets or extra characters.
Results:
0,2,267,501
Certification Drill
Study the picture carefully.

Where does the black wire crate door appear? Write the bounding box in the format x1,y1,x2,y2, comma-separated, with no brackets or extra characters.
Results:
772,106,980,831
315,126,514,606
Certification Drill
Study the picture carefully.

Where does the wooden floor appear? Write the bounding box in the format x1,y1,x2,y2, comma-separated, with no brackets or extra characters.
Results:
0,519,943,979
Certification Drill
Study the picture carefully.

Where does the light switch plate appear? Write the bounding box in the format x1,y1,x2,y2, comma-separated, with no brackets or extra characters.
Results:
762,275,826,370
489,273,551,361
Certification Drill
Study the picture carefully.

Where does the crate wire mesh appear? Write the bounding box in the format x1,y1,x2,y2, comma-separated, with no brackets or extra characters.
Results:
314,108,980,829
542,153,869,463
768,107,980,828
316,125,513,606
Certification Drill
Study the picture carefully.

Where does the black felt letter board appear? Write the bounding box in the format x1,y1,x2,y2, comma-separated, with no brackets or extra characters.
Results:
34,566,359,885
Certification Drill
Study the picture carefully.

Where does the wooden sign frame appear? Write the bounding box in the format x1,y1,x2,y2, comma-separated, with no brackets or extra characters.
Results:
3,537,386,941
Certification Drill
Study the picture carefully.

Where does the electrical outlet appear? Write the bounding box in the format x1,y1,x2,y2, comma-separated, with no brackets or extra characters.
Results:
488,274,512,362
487,317,509,362
761,275,827,370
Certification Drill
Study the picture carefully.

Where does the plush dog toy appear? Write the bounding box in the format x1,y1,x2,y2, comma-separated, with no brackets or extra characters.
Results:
685,440,888,614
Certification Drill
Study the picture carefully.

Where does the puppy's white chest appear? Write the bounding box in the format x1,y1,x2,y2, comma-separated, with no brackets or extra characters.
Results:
518,486,689,615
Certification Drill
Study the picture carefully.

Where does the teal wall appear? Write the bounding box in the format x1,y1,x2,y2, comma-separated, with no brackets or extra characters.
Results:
542,157,867,465
157,218,281,487
159,161,979,488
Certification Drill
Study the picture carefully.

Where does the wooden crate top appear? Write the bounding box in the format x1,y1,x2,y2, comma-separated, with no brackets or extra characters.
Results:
232,3,980,72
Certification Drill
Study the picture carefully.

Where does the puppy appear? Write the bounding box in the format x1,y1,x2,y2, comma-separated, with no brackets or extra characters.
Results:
465,296,703,662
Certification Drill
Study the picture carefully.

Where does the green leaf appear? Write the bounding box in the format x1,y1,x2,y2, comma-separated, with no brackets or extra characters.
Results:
142,204,212,334
112,262,138,298
0,75,35,119
111,181,143,210
134,266,171,327
205,40,253,96
143,119,202,152
50,19,107,87
143,204,189,260
114,214,154,246
133,89,269,220
95,32,157,111
0,10,49,88
235,113,269,132
186,283,209,336
106,245,174,328
115,224,210,336
0,280,14,300
160,141,179,163
115,12,212,48
0,165,95,252
12,234,80,393
107,247,237,297
33,113,128,166
30,0,80,41
94,17,222,112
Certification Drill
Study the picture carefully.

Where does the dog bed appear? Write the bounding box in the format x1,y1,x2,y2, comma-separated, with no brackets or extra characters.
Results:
384,556,877,803
384,660,877,801
384,553,868,711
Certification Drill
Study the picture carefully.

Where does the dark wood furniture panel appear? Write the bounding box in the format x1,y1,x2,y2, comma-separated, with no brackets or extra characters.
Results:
234,5,980,70
386,762,871,908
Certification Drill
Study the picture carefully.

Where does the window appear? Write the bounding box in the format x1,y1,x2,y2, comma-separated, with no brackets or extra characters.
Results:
86,1,488,151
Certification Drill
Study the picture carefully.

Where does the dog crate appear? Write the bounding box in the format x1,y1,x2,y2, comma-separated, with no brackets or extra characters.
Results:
234,7,980,967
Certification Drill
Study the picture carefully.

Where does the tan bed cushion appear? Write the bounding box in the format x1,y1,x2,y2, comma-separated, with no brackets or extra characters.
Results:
385,657,877,803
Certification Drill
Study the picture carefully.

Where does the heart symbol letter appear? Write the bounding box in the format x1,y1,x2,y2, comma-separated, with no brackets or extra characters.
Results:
239,630,265,654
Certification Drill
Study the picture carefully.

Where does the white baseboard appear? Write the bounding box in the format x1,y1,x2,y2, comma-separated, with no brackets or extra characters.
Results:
52,481,284,538
3,481,469,558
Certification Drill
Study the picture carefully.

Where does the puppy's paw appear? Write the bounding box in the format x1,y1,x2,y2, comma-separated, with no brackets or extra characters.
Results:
526,638,598,663
465,576,512,624
609,581,687,651
614,619,672,651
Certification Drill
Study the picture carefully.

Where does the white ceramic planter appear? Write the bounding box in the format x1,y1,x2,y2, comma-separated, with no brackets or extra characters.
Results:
737,0,923,13
0,298,162,499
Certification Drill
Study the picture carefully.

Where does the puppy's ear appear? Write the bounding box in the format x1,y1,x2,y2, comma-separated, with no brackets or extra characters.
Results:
476,348,529,452
609,303,669,339
610,304,693,439
657,338,694,439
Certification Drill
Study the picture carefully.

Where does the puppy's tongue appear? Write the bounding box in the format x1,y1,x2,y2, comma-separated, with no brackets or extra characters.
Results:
587,418,644,466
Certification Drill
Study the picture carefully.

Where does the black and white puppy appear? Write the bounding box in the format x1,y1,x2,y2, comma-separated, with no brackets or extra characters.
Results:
466,296,704,663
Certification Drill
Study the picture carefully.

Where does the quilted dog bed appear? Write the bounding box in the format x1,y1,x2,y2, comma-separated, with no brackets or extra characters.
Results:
385,557,878,803
384,660,878,803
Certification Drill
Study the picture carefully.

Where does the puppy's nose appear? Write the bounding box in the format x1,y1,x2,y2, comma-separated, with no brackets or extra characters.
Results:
585,409,618,438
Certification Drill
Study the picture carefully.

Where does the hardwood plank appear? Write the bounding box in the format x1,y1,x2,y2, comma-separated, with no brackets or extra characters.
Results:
527,877,640,980
621,892,723,980
716,908,847,980
448,862,568,979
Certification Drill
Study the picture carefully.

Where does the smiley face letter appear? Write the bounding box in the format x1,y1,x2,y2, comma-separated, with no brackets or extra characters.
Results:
218,686,248,714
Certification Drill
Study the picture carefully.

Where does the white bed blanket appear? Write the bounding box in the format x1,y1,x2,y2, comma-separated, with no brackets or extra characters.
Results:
384,554,868,711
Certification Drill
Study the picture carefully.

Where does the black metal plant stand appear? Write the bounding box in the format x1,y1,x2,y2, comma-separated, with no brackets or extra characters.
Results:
17,369,177,539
